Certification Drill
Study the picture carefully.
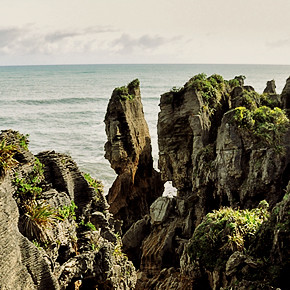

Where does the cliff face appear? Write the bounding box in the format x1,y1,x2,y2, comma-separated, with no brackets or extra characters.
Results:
1,74,289,289
158,74,290,222
125,75,290,289
0,130,136,289
104,79,164,232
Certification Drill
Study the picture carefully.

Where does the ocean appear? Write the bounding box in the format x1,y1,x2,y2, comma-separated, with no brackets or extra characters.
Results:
1,64,290,193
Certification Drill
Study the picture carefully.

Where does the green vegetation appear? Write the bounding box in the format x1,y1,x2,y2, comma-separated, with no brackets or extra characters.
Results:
56,201,78,221
233,106,289,152
115,79,140,101
83,172,103,194
14,176,43,199
229,75,246,88
187,73,225,103
228,78,240,88
22,200,56,242
239,89,260,110
127,78,140,90
0,139,19,174
188,202,269,270
85,222,97,231
259,93,280,108
186,73,225,115
17,133,29,150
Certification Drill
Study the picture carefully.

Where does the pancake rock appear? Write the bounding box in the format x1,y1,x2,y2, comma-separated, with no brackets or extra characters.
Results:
104,79,164,232
0,130,136,289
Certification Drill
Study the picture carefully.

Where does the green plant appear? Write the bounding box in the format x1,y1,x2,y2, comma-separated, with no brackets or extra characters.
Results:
228,78,240,88
0,139,19,174
85,222,97,231
33,157,44,177
83,173,103,193
187,203,269,270
14,176,43,199
127,78,140,90
14,157,45,200
22,200,56,243
186,73,225,115
17,133,29,150
233,106,289,152
57,201,77,221
115,79,139,101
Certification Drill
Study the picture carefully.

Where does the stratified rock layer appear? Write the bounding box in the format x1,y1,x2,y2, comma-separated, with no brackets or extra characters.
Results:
133,75,290,289
104,79,164,232
0,130,136,289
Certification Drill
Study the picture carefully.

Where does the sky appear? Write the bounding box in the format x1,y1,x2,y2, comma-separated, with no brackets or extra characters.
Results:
1,0,290,65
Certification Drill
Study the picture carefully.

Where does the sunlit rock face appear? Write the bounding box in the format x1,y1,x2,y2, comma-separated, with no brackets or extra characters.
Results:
104,79,164,232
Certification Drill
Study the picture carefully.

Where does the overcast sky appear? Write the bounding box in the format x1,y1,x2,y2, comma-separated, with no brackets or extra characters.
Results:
1,0,290,65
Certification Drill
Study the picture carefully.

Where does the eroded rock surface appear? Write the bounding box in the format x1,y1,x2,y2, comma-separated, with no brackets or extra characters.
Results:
132,75,290,289
0,130,136,289
104,79,164,232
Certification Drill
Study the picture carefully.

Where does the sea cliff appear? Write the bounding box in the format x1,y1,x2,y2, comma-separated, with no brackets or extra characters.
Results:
0,74,289,289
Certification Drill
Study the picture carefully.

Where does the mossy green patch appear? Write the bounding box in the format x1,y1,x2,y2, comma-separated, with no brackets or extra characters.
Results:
0,139,19,174
233,106,289,152
115,79,140,101
188,203,269,270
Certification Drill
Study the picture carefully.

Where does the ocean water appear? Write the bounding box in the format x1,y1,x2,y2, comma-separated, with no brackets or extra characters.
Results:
1,64,290,192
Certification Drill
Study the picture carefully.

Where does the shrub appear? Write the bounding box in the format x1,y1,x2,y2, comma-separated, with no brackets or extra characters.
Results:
57,201,78,221
21,200,56,243
0,139,19,174
185,73,225,115
188,203,269,270
233,106,289,152
83,173,103,194
17,133,29,150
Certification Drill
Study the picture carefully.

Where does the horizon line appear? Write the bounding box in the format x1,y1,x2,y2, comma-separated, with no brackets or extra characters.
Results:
1,62,290,68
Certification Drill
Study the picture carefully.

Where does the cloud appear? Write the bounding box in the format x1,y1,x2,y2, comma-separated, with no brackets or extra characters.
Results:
0,24,117,55
266,38,290,48
45,26,117,43
111,33,181,54
0,26,30,48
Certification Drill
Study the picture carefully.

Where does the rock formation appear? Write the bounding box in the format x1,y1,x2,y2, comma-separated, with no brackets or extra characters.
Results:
1,74,289,289
281,76,290,113
104,79,164,232
124,74,290,289
0,130,136,289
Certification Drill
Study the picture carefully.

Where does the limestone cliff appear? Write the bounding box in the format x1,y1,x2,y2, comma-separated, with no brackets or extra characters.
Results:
124,74,289,289
104,79,164,232
0,130,136,289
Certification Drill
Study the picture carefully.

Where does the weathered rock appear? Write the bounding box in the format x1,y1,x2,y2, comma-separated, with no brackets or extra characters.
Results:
150,196,173,225
281,76,290,112
226,251,247,276
122,215,151,267
263,79,277,94
215,109,290,208
0,130,136,289
136,75,290,289
0,131,59,289
104,79,164,232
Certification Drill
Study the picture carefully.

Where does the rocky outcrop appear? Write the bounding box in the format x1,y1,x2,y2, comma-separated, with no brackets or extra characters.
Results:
281,76,290,113
104,79,164,232
127,75,290,289
263,79,276,94
0,130,136,289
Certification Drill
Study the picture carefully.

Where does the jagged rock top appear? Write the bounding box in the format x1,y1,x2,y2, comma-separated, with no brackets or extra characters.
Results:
104,79,164,232
104,79,151,175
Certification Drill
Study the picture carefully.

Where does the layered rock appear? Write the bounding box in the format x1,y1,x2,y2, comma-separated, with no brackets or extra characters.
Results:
0,130,136,289
158,74,290,213
129,75,290,289
104,79,164,232
281,76,290,113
